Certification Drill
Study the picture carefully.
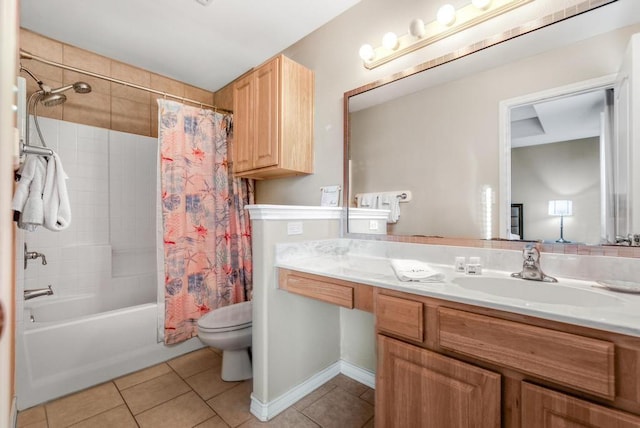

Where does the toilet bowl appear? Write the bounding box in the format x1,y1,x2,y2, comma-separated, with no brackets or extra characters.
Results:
197,300,253,381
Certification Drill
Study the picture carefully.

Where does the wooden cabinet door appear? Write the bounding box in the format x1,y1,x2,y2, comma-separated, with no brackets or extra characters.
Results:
232,74,254,173
253,57,279,169
376,334,501,428
522,383,640,427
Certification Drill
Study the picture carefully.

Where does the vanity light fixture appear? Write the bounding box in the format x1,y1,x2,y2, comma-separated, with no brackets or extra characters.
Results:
472,0,492,9
359,44,376,62
382,32,400,50
437,4,457,26
548,200,573,243
358,0,534,69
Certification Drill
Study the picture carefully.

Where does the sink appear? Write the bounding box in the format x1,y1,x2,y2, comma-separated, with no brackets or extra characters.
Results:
452,276,625,307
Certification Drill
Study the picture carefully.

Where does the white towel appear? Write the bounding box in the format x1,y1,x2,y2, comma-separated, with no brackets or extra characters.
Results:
43,153,71,231
390,259,445,282
11,155,48,231
379,193,401,224
356,193,378,208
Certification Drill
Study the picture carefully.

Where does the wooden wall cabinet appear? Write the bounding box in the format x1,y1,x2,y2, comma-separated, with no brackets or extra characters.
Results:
232,55,314,179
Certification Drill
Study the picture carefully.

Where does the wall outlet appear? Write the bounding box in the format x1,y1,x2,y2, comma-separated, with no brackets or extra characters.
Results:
287,222,303,235
369,220,379,230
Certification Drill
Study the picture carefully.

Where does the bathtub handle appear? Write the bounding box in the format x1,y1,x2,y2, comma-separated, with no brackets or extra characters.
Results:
24,243,47,269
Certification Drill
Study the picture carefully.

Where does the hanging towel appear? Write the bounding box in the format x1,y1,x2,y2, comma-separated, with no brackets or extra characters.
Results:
43,153,71,231
380,193,401,223
11,155,48,231
356,192,378,208
390,259,445,282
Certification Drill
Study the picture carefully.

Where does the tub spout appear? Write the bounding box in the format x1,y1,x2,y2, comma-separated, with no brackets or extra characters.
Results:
24,285,53,300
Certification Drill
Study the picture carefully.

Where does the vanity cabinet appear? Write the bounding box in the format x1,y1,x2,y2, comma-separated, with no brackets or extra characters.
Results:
276,268,640,427
232,55,314,179
377,334,501,427
374,288,640,428
278,268,373,313
521,382,640,427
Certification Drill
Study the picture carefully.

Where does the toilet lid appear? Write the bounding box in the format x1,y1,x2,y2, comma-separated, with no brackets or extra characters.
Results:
198,301,252,332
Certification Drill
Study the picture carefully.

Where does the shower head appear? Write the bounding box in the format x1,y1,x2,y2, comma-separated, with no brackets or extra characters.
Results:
37,81,92,107
73,82,92,94
49,81,92,95
40,92,67,107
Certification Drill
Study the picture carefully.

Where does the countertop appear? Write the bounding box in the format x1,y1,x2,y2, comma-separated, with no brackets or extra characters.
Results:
276,253,640,338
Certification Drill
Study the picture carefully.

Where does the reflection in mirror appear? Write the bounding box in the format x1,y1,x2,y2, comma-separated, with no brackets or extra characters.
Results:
346,1,640,249
507,87,611,245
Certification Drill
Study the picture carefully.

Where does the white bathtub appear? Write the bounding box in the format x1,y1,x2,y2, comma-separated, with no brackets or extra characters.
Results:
16,295,204,410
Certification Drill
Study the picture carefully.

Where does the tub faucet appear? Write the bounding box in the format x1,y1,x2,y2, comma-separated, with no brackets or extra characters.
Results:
24,285,53,300
24,243,47,269
511,244,557,283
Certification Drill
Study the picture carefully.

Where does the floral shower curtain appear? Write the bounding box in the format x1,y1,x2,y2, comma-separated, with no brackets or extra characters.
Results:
158,99,254,345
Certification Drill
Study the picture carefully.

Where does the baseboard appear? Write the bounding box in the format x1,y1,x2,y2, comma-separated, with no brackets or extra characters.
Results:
250,359,375,422
340,360,376,389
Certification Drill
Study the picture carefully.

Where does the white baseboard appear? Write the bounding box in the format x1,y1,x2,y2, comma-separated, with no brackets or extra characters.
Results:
250,359,375,422
340,360,375,389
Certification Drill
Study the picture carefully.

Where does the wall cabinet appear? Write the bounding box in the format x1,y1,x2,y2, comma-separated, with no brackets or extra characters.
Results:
232,55,314,179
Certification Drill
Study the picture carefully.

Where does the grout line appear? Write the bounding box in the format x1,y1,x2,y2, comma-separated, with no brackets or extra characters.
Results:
132,389,195,420
112,381,141,427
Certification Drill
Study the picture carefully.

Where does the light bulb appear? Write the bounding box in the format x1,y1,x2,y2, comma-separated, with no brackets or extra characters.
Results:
359,44,375,62
382,32,399,50
409,19,426,38
472,0,491,9
437,4,456,26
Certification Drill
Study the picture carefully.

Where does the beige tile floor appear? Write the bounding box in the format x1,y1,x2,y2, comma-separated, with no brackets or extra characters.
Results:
17,348,375,428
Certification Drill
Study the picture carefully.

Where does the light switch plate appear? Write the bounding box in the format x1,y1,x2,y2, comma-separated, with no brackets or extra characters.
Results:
287,222,303,235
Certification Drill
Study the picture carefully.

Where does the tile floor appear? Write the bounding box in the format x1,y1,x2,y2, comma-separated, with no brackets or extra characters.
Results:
16,348,375,428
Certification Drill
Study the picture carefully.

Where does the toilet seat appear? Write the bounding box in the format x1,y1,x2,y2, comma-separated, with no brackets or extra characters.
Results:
197,301,252,333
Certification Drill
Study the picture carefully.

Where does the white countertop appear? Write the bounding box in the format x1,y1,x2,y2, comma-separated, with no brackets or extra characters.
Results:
276,253,640,338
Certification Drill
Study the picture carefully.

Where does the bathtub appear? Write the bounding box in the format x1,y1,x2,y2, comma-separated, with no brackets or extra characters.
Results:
16,295,204,410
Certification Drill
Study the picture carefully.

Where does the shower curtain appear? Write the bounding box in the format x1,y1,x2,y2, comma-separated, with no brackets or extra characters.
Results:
158,99,254,345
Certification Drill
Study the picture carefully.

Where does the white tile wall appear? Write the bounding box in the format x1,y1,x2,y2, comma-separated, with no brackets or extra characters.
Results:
17,117,158,309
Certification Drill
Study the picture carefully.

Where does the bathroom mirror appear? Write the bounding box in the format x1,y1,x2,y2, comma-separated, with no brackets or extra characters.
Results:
345,1,640,246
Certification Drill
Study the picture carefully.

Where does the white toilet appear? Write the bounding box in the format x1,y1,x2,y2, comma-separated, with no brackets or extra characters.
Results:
197,300,253,381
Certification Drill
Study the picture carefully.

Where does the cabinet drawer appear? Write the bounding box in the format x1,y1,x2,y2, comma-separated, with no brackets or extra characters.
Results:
377,294,424,342
438,308,615,399
522,382,640,427
279,269,353,309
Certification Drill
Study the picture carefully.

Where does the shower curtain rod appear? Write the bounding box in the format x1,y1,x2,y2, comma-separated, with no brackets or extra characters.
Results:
19,50,232,114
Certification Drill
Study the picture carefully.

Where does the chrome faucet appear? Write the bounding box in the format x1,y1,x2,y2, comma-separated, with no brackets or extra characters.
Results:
24,285,53,300
511,244,557,283
24,243,47,269
615,235,633,246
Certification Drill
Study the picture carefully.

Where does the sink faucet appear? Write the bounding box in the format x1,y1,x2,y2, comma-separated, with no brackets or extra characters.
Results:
615,235,633,246
24,285,53,300
511,244,557,283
